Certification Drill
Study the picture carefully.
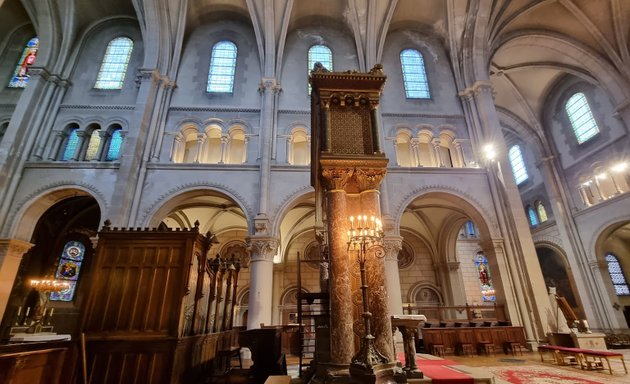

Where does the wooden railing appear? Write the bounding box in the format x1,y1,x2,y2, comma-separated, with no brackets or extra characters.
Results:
403,303,506,324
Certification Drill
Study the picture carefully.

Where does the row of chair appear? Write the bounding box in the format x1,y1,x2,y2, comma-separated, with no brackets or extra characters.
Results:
424,321,512,328
605,333,630,349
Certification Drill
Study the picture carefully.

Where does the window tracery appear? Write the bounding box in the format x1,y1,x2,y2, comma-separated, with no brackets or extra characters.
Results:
207,41,237,93
95,37,133,89
8,37,39,88
565,92,599,144
400,49,430,99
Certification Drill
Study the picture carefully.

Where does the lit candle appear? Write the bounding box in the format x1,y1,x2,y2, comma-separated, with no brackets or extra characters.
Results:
43,308,47,317
349,216,354,229
16,306,21,317
49,308,54,317
25,307,30,317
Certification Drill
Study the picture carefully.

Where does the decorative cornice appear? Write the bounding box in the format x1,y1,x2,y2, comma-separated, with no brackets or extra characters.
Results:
60,104,135,110
169,106,260,113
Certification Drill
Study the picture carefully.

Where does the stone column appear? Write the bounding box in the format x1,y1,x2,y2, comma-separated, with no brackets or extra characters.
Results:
588,259,627,329
356,168,394,361
321,167,355,365
0,239,33,321
72,131,88,161
383,236,404,315
445,261,467,305
410,139,420,167
246,237,278,329
194,133,206,163
219,136,228,164
431,138,444,167
47,132,64,161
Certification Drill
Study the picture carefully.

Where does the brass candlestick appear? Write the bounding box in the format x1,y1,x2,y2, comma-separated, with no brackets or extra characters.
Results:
27,279,70,333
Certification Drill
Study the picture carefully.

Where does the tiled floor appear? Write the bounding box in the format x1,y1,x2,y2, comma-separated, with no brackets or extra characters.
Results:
221,349,630,383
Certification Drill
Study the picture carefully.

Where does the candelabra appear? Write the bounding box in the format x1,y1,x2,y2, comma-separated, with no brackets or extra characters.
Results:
347,214,388,370
27,279,70,333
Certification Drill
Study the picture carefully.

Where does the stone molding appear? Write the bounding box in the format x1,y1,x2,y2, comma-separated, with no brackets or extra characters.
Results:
60,104,135,110
169,106,261,113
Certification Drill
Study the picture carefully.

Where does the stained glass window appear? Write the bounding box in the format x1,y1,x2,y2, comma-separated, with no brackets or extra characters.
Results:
475,253,495,302
466,221,476,237
8,37,39,88
508,145,528,185
400,49,430,99
61,128,79,161
207,41,237,93
605,254,630,296
85,130,101,160
50,241,85,301
527,206,539,226
565,92,599,144
95,37,133,89
308,45,332,93
537,202,548,223
105,129,122,161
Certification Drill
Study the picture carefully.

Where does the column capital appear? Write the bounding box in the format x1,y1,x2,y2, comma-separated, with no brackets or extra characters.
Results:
355,168,387,191
446,261,460,271
0,239,34,259
383,236,403,262
247,236,279,262
321,167,354,191
588,259,608,270
135,68,162,87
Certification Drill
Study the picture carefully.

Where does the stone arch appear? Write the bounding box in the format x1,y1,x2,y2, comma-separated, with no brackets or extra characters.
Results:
142,185,253,231
270,186,315,237
219,239,250,267
408,282,443,305
6,185,106,242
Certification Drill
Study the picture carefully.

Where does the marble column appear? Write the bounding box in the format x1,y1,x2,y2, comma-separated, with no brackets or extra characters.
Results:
356,168,394,361
246,236,278,329
0,239,33,321
321,167,355,365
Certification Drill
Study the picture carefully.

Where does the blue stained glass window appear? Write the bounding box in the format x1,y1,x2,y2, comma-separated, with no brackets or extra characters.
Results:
8,37,39,88
50,241,86,301
106,129,122,161
400,49,430,99
475,253,495,302
527,206,539,226
95,37,133,89
565,92,599,144
61,128,79,161
606,254,630,296
508,145,528,185
207,41,237,93
308,45,332,94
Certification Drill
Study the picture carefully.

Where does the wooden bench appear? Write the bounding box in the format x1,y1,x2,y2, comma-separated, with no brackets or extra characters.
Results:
538,345,627,375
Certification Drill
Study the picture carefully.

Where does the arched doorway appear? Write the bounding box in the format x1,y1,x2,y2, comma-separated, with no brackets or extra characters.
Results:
535,245,584,319
1,195,100,336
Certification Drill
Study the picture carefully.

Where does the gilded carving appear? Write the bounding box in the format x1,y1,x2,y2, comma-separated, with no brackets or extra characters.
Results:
321,167,354,191
355,168,387,191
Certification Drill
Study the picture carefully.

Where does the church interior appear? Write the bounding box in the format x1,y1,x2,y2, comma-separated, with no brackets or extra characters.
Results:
0,0,629,383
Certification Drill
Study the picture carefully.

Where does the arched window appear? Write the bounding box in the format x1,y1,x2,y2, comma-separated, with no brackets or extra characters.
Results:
395,132,414,167
85,129,101,161
50,241,86,301
105,128,123,161
565,92,599,144
226,127,246,164
400,49,430,99
605,254,630,296
95,37,133,89
207,41,237,93
508,145,528,185
8,37,39,88
288,129,310,165
61,128,80,161
308,45,332,93
475,253,495,302
527,206,539,226
536,202,548,223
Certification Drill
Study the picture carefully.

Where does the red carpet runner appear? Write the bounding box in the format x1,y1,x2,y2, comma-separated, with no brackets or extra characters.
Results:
398,353,474,384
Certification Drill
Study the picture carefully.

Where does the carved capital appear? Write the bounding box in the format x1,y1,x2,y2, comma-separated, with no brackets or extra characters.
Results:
383,236,403,262
0,239,34,259
247,237,279,262
447,261,460,271
355,168,387,191
259,77,277,93
321,167,354,191
135,68,161,87
253,213,271,235
589,259,608,270
27,66,51,81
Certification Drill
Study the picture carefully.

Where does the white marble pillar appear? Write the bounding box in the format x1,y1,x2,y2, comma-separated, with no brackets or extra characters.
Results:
246,236,278,329
383,236,404,315
0,239,33,321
